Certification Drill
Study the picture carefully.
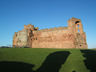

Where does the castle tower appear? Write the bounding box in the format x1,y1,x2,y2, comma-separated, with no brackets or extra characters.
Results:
13,24,38,48
68,17,88,48
68,17,83,34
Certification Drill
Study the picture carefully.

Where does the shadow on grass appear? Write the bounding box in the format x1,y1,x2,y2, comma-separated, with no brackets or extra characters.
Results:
36,51,70,72
81,50,96,72
0,51,70,72
0,61,35,72
72,71,76,72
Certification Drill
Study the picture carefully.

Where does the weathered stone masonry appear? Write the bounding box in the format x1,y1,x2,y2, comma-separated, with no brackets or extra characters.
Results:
13,17,88,48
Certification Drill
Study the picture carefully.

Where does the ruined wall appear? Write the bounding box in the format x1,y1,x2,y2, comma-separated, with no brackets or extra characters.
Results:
68,17,88,48
13,17,88,49
32,29,75,48
13,29,28,47
75,33,88,48
13,24,38,48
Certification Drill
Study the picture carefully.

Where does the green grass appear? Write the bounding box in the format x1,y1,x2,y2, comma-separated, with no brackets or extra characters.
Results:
0,48,96,72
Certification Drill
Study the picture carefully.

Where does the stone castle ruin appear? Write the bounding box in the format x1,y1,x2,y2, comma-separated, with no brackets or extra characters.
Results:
13,17,88,48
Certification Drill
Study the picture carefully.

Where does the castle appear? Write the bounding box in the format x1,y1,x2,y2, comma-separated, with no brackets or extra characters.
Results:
13,17,88,49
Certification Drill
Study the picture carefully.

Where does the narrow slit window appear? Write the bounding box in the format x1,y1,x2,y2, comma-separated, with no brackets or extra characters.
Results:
77,24,79,27
78,29,80,32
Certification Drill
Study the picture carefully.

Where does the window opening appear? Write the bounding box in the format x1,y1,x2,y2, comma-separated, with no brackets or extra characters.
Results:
80,45,82,47
78,29,80,33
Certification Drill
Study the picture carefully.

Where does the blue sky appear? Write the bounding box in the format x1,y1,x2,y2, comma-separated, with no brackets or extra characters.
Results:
0,0,96,48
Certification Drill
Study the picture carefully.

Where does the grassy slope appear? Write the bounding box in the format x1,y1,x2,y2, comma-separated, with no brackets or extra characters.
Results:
60,50,89,72
0,48,65,70
0,48,96,72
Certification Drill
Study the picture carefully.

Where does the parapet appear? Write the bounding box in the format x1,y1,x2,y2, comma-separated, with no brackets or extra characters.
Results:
39,27,68,32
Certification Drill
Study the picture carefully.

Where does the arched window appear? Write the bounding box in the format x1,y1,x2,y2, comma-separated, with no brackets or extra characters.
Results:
75,21,80,24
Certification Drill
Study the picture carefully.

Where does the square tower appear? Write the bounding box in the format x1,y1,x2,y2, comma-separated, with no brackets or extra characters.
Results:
68,17,88,48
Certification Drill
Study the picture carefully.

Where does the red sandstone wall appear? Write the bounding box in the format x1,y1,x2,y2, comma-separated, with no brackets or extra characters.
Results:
31,29,76,48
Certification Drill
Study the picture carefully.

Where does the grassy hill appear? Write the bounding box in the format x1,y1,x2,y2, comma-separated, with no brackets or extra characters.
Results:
0,48,96,72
